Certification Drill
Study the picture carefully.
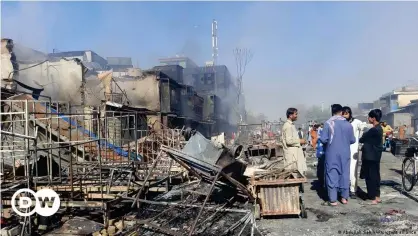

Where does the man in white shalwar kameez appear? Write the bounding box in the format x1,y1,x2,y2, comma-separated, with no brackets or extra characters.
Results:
342,106,365,198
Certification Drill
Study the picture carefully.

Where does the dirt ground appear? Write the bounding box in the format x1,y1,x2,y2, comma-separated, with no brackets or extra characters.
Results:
257,152,418,236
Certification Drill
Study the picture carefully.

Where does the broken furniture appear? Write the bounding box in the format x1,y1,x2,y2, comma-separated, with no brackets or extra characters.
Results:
237,122,284,162
245,143,283,160
250,169,307,219
131,131,253,236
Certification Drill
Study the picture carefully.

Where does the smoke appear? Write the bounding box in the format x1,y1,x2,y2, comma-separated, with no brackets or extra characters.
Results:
3,2,418,122
1,2,62,54
221,2,418,120
221,85,242,125
180,39,204,64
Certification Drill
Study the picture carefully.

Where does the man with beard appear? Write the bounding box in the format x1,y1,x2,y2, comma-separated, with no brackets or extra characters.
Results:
282,108,307,174
320,104,356,206
342,106,364,199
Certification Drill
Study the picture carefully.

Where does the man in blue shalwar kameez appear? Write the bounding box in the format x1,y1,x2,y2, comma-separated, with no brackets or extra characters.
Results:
319,104,356,206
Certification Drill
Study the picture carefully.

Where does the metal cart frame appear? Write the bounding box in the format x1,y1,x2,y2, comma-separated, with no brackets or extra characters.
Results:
250,170,307,219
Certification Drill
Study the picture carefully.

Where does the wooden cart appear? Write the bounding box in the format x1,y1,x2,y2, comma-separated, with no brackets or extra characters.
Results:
249,169,307,219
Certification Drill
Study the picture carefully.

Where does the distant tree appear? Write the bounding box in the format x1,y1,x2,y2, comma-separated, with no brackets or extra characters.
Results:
233,48,254,104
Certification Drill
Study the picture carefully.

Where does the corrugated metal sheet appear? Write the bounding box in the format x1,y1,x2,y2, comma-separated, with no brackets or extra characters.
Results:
181,132,224,166
259,185,300,215
251,170,307,217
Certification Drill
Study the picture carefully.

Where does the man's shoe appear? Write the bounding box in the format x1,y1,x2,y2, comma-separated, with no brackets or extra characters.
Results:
349,191,357,199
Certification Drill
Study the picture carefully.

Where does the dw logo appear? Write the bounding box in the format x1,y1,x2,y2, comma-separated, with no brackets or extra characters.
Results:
11,188,60,217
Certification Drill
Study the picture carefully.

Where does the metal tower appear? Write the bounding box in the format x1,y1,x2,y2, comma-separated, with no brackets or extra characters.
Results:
212,20,218,65
211,20,218,94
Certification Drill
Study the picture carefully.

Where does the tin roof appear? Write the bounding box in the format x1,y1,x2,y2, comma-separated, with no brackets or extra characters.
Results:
48,51,85,58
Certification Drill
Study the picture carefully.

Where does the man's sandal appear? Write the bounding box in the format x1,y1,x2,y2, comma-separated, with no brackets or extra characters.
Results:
321,201,338,207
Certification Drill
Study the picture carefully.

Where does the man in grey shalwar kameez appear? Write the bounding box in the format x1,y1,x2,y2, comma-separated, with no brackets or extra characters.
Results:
319,104,356,206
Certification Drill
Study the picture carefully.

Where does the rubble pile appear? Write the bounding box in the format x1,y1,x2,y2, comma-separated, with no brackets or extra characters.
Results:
1,85,291,236
234,123,284,168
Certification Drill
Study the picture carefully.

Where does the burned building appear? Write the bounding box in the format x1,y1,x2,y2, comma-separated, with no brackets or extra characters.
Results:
107,57,134,77
48,50,108,71
153,65,184,84
183,65,232,97
113,69,183,129
179,85,203,121
183,65,243,134
169,84,206,134
158,56,198,69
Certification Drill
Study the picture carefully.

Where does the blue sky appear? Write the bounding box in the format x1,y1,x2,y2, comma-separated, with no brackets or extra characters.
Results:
2,1,418,119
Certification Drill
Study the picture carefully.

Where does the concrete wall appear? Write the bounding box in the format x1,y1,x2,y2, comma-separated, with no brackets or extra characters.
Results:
115,75,160,111
379,93,418,115
1,54,14,85
1,39,17,90
84,77,107,105
16,59,113,106
412,118,418,134
384,112,412,130
398,94,418,107
15,60,162,112
17,59,85,104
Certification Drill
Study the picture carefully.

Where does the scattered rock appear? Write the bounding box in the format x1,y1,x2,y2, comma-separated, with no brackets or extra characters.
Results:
92,231,102,236
108,219,116,226
107,225,116,235
115,220,124,230
124,220,136,227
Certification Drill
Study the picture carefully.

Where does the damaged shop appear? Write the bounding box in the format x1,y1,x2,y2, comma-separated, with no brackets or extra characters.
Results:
1,38,307,236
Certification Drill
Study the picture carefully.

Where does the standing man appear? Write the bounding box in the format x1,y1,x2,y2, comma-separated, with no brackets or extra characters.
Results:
310,125,319,151
398,125,407,140
319,104,356,206
381,121,393,147
282,108,307,174
316,126,326,198
306,125,312,145
342,106,363,198
359,109,384,204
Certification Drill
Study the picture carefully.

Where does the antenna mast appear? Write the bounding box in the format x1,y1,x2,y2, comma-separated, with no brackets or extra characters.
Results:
211,19,218,95
212,19,218,65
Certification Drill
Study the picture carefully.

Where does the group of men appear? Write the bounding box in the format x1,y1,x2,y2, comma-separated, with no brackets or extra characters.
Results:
281,104,374,205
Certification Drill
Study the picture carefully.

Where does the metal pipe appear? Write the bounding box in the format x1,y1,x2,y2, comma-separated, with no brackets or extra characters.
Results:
188,170,221,236
98,106,104,216
132,198,250,213
131,150,163,208
0,130,36,140
57,103,62,182
69,102,74,199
